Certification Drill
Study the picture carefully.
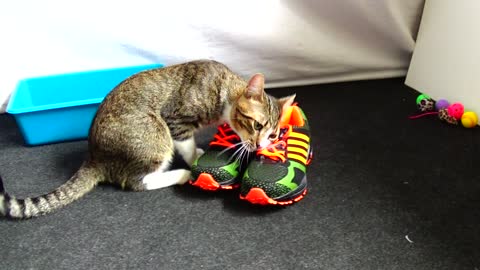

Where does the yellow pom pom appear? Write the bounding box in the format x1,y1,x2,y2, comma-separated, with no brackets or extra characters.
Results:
461,111,478,128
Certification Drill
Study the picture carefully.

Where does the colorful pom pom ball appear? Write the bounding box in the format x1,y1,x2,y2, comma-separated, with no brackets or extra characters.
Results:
461,111,478,128
447,103,464,120
416,94,435,112
438,108,458,125
435,99,450,110
416,94,430,105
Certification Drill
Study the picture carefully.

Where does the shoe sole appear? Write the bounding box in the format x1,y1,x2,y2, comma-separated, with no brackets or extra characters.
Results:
239,177,308,206
189,173,239,191
240,187,308,206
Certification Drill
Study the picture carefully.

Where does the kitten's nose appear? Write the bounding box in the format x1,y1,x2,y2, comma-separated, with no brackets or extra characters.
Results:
258,138,269,148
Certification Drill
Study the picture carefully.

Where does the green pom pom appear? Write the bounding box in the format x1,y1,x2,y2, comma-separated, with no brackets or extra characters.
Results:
416,94,431,105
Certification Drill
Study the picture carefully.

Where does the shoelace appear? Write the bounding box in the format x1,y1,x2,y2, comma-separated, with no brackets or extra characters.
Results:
209,124,241,148
257,125,292,162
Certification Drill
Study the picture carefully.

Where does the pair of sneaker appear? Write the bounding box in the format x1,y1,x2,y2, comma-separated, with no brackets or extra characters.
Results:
189,105,312,205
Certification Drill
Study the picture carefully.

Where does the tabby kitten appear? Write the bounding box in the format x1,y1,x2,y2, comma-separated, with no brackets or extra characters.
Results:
0,60,295,219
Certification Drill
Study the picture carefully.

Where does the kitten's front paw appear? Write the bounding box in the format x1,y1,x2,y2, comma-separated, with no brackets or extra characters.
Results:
177,170,192,185
196,148,205,158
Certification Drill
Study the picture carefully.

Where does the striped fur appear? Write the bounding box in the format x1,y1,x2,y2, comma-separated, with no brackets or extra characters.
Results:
0,60,295,219
0,164,103,219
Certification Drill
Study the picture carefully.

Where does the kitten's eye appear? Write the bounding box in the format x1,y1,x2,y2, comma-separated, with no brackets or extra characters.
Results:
254,121,263,131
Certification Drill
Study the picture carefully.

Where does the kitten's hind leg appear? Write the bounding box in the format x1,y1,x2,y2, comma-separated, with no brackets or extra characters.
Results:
174,137,204,166
111,112,179,191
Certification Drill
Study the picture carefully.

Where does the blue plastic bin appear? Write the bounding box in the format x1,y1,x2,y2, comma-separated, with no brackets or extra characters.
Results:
6,64,163,146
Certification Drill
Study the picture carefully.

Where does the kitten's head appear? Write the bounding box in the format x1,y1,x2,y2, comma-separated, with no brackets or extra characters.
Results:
230,74,295,151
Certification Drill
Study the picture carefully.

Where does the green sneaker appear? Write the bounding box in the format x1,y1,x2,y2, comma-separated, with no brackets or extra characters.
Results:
190,123,251,191
240,105,313,205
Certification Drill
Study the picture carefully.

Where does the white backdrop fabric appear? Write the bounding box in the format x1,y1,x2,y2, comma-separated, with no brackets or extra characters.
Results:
0,0,425,112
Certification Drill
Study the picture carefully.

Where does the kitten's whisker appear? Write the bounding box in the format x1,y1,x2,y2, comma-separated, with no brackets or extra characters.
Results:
238,146,246,169
228,142,247,163
231,144,246,162
239,143,250,169
216,141,243,157
237,147,245,169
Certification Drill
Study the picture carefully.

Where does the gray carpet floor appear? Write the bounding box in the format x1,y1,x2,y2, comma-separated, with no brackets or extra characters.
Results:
1,78,479,270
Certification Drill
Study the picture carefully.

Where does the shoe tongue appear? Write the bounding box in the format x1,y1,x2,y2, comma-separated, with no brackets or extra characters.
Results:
280,105,304,127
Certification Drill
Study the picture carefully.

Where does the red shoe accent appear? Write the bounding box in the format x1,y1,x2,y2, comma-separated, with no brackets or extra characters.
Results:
294,189,308,202
190,173,220,191
306,151,313,165
241,188,308,206
241,188,277,205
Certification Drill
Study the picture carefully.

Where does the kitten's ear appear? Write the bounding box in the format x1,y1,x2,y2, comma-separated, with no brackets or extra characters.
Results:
245,73,265,101
278,94,296,112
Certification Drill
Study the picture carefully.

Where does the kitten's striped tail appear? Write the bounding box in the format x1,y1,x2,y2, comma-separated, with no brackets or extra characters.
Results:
0,164,103,219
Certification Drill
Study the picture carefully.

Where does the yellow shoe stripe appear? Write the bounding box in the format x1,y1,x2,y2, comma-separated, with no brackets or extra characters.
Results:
288,139,309,149
288,153,307,164
288,147,308,158
290,132,309,142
